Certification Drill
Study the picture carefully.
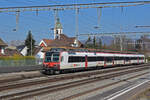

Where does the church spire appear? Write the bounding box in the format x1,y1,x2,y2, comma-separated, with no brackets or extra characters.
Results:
54,18,63,39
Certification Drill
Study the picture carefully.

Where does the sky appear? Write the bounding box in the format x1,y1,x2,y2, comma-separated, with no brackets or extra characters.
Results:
0,0,150,44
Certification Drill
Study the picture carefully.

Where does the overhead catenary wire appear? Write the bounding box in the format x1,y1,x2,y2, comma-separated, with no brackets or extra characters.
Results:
78,32,150,37
2,0,35,5
0,1,148,34
0,1,150,13
0,0,149,45
135,26,150,28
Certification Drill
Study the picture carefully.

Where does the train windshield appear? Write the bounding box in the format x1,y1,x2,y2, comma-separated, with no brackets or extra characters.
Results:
44,52,60,62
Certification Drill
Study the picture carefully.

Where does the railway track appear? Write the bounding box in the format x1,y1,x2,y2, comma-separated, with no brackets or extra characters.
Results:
0,64,147,92
62,72,148,100
0,64,147,85
0,64,149,100
0,71,45,84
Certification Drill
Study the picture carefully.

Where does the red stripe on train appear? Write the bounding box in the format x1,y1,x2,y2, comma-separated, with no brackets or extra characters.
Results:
85,55,88,68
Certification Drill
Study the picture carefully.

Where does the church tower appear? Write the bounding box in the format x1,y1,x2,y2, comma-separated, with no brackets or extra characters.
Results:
54,18,63,39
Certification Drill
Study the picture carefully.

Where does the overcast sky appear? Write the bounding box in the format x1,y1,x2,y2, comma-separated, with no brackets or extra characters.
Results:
0,0,150,43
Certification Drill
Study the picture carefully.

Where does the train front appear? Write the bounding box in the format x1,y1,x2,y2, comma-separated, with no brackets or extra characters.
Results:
43,51,60,74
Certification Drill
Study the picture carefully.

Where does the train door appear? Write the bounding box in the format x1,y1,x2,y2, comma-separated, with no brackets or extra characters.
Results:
60,52,68,69
124,57,125,65
112,57,114,66
85,55,88,69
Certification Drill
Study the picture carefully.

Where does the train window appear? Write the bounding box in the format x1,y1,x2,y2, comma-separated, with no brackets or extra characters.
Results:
97,56,104,61
114,57,124,60
121,57,124,60
125,57,130,61
52,53,60,62
141,57,143,60
45,52,53,56
68,56,73,62
142,57,145,60
44,57,51,62
140,57,144,60
105,57,113,62
131,57,137,60
130,57,135,60
68,56,85,63
114,57,119,60
44,52,52,62
82,57,85,62
78,57,82,62
88,57,97,62
86,56,105,62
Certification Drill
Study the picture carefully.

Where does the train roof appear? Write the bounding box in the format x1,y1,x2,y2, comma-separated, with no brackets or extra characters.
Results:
43,47,143,55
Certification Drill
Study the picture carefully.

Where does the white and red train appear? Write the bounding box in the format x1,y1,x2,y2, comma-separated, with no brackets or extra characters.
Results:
42,48,145,74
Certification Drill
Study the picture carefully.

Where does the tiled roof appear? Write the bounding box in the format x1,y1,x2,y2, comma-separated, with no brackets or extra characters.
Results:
59,34,75,43
0,38,7,46
16,45,26,52
42,34,82,47
43,39,53,46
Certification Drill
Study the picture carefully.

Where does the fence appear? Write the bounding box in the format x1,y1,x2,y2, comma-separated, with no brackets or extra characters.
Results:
0,58,43,67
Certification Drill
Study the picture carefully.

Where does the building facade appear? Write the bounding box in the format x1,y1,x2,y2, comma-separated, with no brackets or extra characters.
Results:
0,38,7,55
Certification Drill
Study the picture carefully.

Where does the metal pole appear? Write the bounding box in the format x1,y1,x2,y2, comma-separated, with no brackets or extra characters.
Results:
75,8,79,47
16,11,20,31
120,35,123,51
120,7,124,51
97,7,102,28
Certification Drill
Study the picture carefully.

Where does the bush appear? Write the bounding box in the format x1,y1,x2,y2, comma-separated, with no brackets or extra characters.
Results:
0,55,35,60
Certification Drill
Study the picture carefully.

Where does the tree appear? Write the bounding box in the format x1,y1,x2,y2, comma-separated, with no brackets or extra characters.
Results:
85,36,92,48
98,38,102,49
93,36,96,48
135,39,142,51
25,30,35,56
103,43,107,49
85,36,91,44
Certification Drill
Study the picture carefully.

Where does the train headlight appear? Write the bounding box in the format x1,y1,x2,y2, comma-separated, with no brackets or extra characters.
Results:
54,64,60,68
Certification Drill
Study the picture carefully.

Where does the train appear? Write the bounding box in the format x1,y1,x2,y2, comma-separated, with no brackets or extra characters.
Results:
42,47,145,74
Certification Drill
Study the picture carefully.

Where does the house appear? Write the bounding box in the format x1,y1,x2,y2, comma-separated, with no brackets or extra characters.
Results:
33,46,44,59
0,38,22,56
17,45,28,56
0,38,7,55
17,45,43,57
32,46,44,64
4,48,22,56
